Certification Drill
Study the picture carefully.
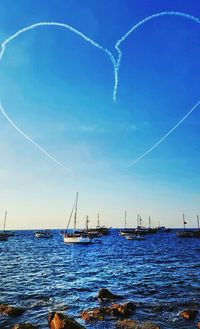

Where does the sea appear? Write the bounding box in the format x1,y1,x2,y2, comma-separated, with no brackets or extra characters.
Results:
0,229,200,328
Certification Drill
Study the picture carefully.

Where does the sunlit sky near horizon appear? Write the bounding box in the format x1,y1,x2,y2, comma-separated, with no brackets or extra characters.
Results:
0,0,200,229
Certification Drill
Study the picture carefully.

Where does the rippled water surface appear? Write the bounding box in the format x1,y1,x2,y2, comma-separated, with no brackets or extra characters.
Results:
0,230,200,328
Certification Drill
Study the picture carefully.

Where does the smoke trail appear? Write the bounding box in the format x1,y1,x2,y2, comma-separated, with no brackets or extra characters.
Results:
114,11,200,101
0,21,116,65
0,102,72,171
1,14,200,169
114,11,200,165
127,100,200,166
0,22,116,171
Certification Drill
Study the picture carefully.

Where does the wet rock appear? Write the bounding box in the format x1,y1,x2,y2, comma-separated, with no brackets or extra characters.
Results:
140,322,160,329
116,320,160,329
81,302,135,322
180,309,198,320
12,324,38,329
48,312,85,329
116,319,138,329
97,288,120,300
0,303,25,317
110,302,136,317
81,307,110,321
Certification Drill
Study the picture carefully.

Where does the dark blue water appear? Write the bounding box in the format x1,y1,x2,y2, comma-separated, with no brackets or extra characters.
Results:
0,230,200,328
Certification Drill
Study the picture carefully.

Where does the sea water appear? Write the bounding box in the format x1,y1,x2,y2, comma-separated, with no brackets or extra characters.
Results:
0,229,200,328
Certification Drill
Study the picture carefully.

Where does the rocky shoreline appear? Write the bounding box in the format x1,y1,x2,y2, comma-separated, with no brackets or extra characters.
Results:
0,289,199,328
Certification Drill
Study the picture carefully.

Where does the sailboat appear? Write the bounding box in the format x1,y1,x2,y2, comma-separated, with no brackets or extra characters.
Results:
0,211,8,241
177,214,200,238
64,193,91,244
120,211,136,236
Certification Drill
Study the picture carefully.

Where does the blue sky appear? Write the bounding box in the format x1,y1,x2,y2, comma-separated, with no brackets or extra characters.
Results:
0,0,200,229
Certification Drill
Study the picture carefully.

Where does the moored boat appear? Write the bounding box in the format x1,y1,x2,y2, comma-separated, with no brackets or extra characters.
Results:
177,214,200,238
34,230,53,238
0,211,9,241
0,233,8,241
125,234,145,240
64,193,91,244
120,211,136,236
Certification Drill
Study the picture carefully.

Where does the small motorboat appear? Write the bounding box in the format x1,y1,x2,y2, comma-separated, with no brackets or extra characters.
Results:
34,230,53,238
125,234,145,240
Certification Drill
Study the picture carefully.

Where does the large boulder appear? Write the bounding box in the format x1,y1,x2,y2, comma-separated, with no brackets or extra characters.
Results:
97,288,120,300
0,303,25,317
12,324,38,329
48,312,85,329
180,309,198,320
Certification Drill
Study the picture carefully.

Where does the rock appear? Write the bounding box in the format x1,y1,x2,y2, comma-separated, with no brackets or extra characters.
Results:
97,288,120,300
81,307,110,321
180,309,198,320
12,324,38,329
48,312,85,329
81,302,135,322
116,319,138,328
110,302,136,317
116,320,160,329
0,303,25,317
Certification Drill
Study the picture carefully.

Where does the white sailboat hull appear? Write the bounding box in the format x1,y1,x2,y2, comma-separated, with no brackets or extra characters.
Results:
64,235,91,244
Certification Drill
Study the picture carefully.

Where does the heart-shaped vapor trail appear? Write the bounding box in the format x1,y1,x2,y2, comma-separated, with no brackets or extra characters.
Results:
0,11,200,171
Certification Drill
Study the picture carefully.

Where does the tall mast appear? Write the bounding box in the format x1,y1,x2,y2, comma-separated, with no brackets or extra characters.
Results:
140,215,142,228
3,211,7,232
183,213,186,230
148,216,151,229
125,211,127,229
137,214,140,227
85,216,89,230
74,192,78,231
97,213,100,227
197,214,199,230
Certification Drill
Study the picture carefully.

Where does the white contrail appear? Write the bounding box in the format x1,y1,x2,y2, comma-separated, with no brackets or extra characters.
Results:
1,15,200,169
0,21,116,66
0,21,116,171
114,11,200,101
114,11,200,166
127,99,200,166
0,102,71,171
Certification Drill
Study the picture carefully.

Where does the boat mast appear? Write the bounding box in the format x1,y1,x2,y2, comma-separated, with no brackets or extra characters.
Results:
148,216,151,229
183,213,186,230
197,214,199,230
140,215,142,228
97,213,100,227
74,192,78,231
124,211,127,229
85,216,89,230
3,211,7,232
